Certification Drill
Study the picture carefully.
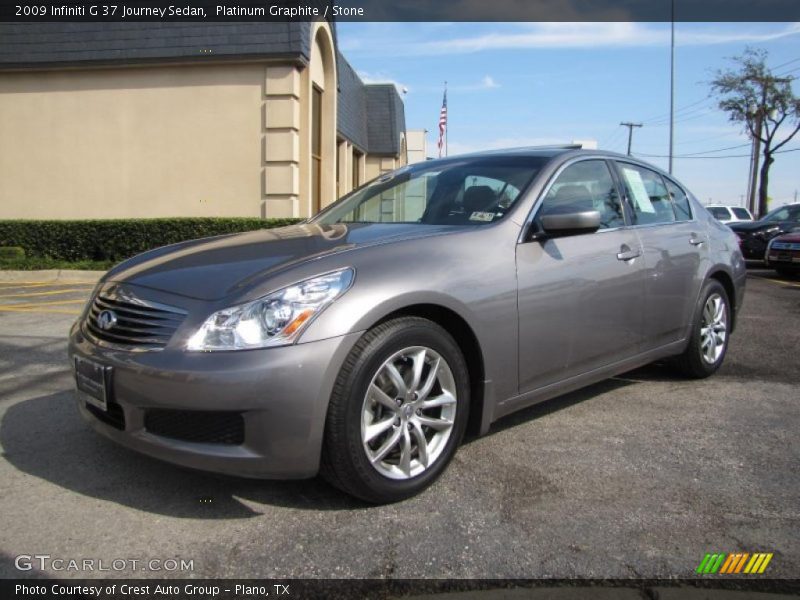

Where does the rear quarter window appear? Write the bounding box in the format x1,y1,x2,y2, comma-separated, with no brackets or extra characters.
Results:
617,163,676,225
665,180,692,221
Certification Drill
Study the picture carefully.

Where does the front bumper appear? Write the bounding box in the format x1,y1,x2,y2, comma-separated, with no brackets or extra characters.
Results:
765,249,800,270
68,321,361,479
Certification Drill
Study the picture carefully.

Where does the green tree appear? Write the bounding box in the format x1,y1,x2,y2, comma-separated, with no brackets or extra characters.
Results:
710,48,800,216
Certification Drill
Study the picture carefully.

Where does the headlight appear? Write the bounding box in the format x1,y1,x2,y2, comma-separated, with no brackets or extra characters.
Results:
757,226,780,239
186,268,354,351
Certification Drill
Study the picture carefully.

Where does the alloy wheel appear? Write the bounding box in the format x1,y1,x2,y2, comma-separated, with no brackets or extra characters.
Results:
360,346,457,480
700,292,727,364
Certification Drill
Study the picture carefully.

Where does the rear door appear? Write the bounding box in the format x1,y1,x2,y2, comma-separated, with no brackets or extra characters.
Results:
516,159,646,393
613,161,705,350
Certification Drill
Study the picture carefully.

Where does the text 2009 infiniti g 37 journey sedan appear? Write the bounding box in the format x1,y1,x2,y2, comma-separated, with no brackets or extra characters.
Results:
69,148,745,503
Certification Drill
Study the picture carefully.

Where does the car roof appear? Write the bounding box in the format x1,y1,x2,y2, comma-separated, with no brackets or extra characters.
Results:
454,146,624,160
431,146,680,182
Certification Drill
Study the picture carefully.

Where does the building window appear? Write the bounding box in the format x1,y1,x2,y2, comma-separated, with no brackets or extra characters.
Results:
311,85,323,215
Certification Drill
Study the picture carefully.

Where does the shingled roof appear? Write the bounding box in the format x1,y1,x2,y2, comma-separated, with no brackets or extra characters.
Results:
0,23,406,156
0,22,312,68
365,84,406,156
336,52,368,152
336,52,405,156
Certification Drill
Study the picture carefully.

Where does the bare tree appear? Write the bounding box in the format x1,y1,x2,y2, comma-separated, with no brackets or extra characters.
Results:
711,48,800,216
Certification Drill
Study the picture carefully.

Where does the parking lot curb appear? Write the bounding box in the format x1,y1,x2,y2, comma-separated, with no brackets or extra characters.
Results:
0,269,105,283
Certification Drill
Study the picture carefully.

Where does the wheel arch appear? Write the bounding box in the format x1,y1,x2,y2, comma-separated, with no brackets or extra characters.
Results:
369,303,487,437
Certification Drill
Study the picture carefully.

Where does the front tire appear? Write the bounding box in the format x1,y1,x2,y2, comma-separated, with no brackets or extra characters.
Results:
320,317,469,503
672,279,730,379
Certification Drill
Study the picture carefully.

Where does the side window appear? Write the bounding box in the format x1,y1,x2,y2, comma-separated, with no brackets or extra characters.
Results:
666,179,692,221
731,207,751,220
617,163,676,225
540,160,625,230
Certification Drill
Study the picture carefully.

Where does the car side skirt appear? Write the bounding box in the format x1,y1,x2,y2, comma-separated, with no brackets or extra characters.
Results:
487,338,687,426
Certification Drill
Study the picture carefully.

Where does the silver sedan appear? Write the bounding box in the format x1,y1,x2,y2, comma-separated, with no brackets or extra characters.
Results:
68,147,746,503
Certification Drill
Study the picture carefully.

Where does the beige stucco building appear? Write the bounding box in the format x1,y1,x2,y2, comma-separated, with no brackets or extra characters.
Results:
0,22,407,220
406,129,429,165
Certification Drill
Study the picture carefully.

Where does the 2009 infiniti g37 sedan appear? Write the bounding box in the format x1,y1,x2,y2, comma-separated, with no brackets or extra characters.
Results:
69,147,746,503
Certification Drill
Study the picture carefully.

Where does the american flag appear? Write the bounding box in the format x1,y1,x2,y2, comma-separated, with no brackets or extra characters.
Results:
437,88,447,158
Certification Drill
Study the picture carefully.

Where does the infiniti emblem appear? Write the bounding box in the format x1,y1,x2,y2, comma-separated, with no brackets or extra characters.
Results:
97,310,118,331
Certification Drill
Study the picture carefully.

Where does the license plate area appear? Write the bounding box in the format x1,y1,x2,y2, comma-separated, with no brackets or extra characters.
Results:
74,356,111,412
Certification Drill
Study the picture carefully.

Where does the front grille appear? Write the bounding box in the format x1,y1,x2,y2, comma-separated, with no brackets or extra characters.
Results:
144,409,245,445
85,289,186,351
772,241,800,251
86,401,126,430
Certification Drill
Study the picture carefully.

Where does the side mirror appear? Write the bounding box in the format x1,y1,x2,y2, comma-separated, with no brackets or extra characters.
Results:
535,210,602,239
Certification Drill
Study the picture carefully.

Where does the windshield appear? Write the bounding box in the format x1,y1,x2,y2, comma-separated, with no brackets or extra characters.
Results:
762,205,800,222
313,156,546,226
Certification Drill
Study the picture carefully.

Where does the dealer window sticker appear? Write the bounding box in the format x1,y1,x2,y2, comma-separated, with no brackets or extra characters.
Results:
621,167,656,214
469,211,495,222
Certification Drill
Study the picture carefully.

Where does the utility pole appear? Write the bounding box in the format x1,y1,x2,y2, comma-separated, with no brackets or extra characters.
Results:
620,122,643,155
746,99,764,217
668,0,675,174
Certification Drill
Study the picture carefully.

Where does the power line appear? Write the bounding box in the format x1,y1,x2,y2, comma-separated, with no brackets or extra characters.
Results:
634,147,800,159
674,132,748,146
599,125,625,149
638,96,711,124
647,105,712,126
772,57,800,71
646,110,717,129
775,65,800,77
638,132,749,149
678,142,752,156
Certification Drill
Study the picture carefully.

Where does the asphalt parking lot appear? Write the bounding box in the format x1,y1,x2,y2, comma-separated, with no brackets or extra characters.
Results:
0,268,798,580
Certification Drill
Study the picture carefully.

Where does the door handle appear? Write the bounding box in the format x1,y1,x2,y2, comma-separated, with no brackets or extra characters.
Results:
616,245,641,261
689,235,704,246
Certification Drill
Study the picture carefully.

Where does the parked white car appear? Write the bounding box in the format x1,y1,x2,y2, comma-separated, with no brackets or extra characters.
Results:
706,205,754,224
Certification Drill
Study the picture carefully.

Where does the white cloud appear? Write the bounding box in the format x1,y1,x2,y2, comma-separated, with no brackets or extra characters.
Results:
447,75,501,92
377,23,800,56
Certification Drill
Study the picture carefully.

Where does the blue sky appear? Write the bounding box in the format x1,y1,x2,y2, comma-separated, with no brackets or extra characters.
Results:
337,22,800,208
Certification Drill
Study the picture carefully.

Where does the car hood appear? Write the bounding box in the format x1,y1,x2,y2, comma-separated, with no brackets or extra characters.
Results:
105,222,459,301
728,220,787,233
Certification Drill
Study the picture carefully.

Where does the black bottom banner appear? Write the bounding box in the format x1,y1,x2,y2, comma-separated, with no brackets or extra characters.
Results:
2,579,800,600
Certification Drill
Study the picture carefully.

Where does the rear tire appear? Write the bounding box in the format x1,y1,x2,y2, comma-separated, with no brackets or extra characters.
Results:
320,317,469,503
672,279,730,379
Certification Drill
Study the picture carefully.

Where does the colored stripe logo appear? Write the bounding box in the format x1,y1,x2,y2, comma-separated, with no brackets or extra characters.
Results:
696,552,773,574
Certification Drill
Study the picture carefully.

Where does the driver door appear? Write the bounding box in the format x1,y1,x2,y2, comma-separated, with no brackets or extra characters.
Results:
516,159,646,393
